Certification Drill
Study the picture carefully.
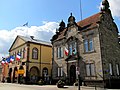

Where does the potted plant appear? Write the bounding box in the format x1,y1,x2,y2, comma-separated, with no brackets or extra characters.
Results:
38,79,45,85
56,80,65,88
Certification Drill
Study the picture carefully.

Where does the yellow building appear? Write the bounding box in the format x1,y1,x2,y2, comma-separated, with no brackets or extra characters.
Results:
8,35,52,84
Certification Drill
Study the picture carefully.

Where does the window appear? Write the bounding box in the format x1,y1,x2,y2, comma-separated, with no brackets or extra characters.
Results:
57,47,63,58
23,48,25,59
84,38,94,52
86,63,95,76
69,42,77,55
32,47,38,59
57,67,63,77
109,63,113,75
116,64,120,75
89,38,93,51
20,49,23,59
21,48,25,59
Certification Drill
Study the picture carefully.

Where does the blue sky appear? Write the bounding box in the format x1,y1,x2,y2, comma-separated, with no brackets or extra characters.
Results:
0,0,102,29
0,0,120,58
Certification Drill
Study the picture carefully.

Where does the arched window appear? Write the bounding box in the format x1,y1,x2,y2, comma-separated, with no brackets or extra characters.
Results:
42,67,48,77
32,47,38,59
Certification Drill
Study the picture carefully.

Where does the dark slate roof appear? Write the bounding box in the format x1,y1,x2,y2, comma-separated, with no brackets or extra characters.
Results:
19,35,52,46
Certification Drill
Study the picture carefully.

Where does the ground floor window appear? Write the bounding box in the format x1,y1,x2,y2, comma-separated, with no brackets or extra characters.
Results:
109,63,113,75
57,67,63,77
86,63,95,76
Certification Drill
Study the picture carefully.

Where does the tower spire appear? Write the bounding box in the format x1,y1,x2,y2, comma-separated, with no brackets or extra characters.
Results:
101,0,110,11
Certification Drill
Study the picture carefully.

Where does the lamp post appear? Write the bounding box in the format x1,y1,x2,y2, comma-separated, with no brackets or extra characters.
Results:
77,56,80,90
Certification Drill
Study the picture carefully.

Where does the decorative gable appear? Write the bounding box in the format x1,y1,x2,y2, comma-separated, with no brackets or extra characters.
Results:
9,36,26,51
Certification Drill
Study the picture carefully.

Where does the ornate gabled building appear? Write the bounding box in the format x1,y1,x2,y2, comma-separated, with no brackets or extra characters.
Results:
51,0,120,88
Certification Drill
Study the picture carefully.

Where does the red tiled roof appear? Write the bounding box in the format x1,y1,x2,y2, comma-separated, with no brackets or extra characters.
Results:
77,12,101,30
54,12,101,41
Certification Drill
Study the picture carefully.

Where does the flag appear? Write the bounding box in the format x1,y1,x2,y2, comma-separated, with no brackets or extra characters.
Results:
1,57,5,65
1,60,5,65
10,56,15,62
5,57,10,65
72,48,77,55
5,60,8,65
23,22,28,26
64,47,69,56
16,53,21,61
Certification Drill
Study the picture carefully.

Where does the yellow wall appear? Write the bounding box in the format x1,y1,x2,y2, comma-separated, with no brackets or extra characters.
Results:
41,45,52,76
29,43,52,77
9,36,52,78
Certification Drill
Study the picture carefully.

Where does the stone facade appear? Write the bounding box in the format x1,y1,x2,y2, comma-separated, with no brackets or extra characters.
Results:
51,0,120,88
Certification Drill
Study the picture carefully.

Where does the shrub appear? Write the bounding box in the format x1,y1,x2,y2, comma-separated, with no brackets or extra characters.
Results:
74,81,78,86
38,79,44,85
56,80,65,88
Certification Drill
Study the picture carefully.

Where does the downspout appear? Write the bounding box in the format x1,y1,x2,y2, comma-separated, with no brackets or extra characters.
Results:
97,23,105,87
40,45,41,78
26,43,30,83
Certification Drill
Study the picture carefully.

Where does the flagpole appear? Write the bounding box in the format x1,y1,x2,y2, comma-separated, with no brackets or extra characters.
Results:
80,0,82,21
23,22,29,37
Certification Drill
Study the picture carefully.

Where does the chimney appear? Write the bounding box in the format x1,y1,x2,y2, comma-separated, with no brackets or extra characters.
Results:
30,36,34,40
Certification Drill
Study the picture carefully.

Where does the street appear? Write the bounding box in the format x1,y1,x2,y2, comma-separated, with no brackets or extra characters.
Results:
0,83,76,90
0,83,120,90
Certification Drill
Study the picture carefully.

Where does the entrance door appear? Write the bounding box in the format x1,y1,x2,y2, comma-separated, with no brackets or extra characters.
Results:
30,67,39,84
70,65,76,85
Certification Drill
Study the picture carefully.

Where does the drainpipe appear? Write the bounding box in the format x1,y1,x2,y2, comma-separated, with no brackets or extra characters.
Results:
40,45,41,78
26,43,30,84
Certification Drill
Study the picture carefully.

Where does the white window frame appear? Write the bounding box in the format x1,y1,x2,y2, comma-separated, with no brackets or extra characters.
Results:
86,63,95,76
84,38,94,52
109,63,113,75
57,47,64,58
57,67,63,77
116,64,119,75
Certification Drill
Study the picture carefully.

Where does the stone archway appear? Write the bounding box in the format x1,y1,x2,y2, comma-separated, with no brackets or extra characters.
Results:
70,65,76,85
30,66,39,83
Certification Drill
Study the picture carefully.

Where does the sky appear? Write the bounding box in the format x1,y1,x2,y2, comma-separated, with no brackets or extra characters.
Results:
0,0,120,60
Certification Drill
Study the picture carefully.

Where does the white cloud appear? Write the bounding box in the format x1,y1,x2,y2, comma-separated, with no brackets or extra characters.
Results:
99,0,120,18
0,21,59,60
108,0,120,18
